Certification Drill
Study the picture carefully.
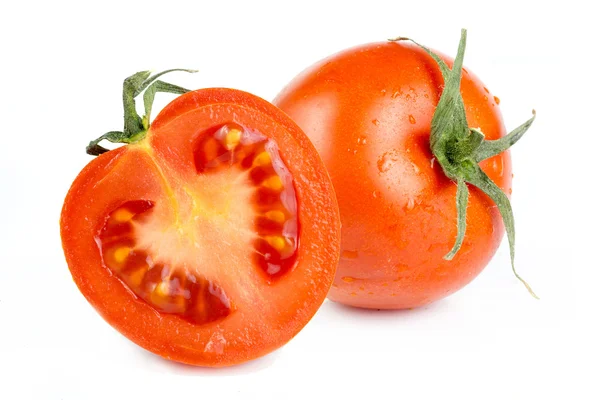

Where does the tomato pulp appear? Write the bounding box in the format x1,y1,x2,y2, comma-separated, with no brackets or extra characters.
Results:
274,39,519,309
61,84,341,366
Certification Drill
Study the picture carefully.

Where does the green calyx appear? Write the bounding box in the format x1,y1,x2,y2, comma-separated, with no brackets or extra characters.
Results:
390,29,538,298
86,69,197,156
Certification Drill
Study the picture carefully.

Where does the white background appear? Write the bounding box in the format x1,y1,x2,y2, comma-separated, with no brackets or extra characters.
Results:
1,0,598,399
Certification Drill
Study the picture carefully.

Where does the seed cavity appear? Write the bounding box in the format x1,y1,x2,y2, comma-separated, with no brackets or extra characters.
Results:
195,123,300,279
97,200,232,325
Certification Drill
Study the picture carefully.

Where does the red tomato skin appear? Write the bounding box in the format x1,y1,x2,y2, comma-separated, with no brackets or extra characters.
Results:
61,88,341,366
274,41,511,309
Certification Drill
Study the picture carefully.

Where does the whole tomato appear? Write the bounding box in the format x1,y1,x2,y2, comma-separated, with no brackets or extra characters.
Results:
274,31,535,308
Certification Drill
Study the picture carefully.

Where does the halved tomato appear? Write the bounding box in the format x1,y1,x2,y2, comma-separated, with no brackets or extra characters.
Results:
60,72,340,367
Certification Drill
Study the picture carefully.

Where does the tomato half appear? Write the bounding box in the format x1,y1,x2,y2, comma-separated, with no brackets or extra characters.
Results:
61,85,340,366
274,40,516,309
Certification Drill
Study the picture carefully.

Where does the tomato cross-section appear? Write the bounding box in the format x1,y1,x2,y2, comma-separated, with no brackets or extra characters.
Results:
61,87,340,367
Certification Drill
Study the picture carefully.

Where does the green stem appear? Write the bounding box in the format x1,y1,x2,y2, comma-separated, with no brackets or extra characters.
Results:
122,71,149,137
390,30,538,298
86,69,197,156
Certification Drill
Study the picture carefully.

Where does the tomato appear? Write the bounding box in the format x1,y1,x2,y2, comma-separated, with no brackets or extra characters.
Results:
60,71,341,367
274,32,534,309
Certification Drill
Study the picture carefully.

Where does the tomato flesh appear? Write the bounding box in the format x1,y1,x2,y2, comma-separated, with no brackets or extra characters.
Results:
61,88,340,366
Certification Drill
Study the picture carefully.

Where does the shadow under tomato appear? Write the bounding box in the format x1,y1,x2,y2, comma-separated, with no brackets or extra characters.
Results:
134,344,280,375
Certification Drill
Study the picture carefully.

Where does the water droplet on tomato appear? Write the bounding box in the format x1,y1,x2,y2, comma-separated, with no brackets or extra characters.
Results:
377,150,399,173
493,157,504,177
342,276,355,283
483,95,489,102
411,162,421,174
392,91,401,99
484,87,490,94
404,198,415,210
509,188,513,195
372,119,380,126
381,89,387,95
408,115,416,124
372,190,379,198
494,96,501,105
357,136,367,145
